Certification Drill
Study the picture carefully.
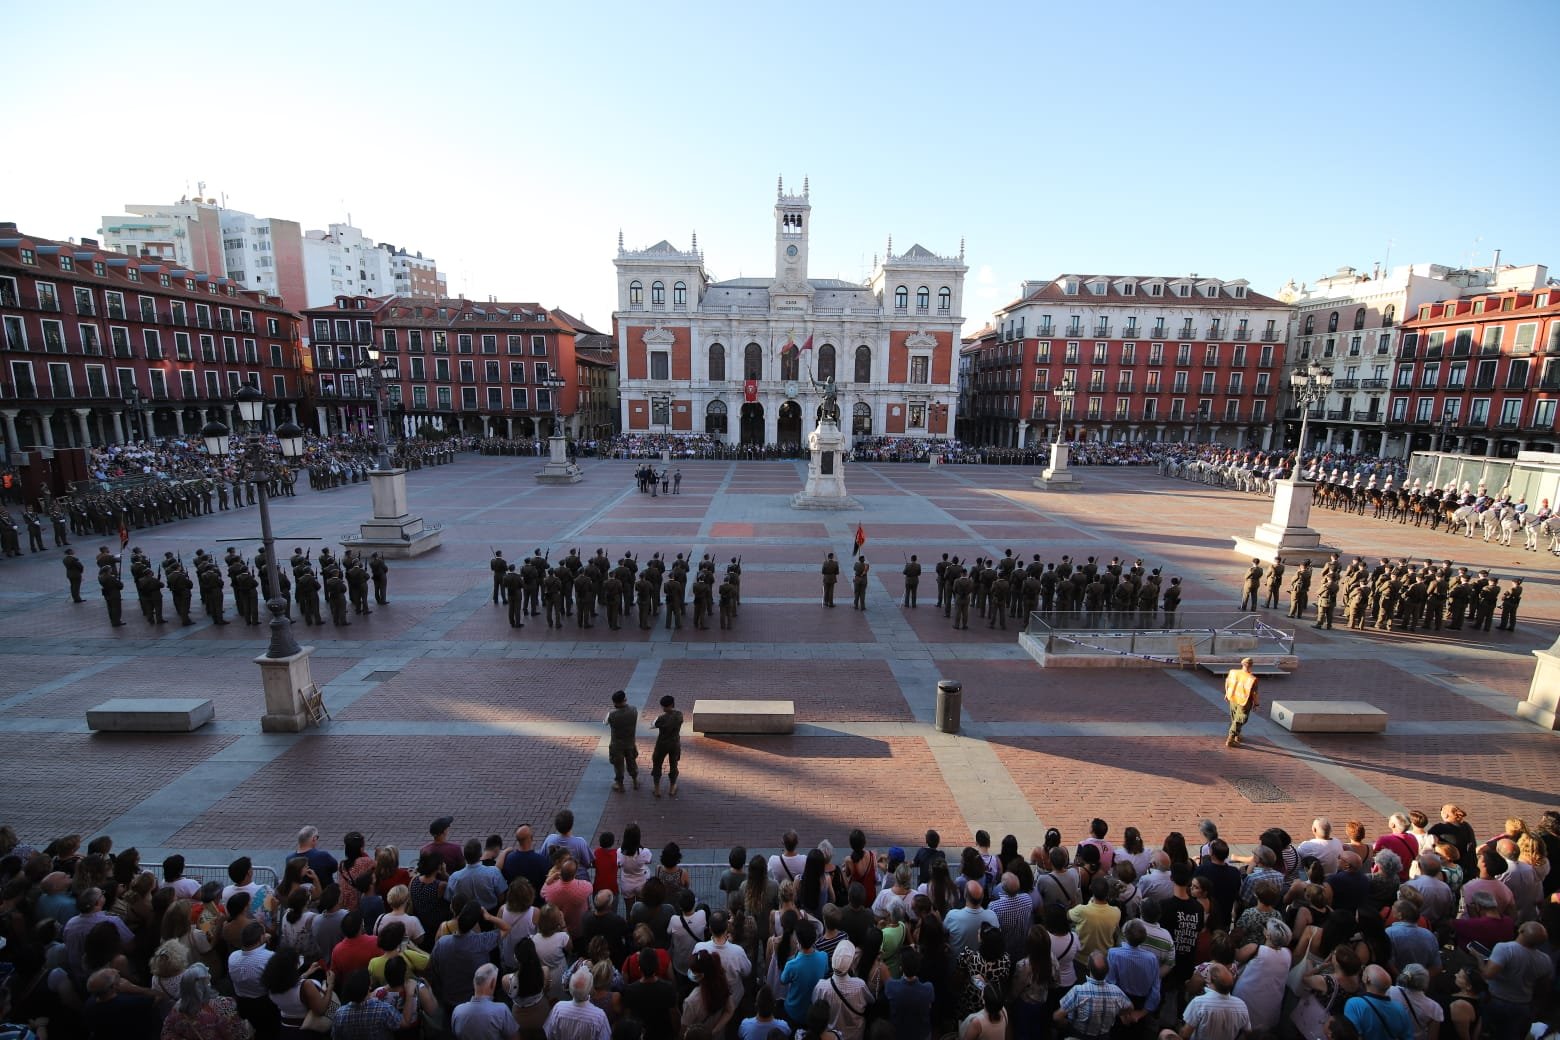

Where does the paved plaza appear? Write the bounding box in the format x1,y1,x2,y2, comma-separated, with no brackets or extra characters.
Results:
1,454,1555,871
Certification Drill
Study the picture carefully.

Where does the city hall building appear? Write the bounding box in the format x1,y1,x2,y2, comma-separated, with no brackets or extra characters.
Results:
613,181,965,445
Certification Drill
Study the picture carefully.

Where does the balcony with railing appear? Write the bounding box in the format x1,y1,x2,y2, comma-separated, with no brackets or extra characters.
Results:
1205,326,1224,340
1524,419,1556,431
1360,378,1388,389
1332,378,1359,390
1352,411,1383,423
1177,326,1195,340
1094,324,1110,338
1496,419,1521,430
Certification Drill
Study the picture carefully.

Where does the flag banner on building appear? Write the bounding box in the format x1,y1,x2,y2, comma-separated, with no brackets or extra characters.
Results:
801,334,813,353
852,523,866,557
744,380,758,403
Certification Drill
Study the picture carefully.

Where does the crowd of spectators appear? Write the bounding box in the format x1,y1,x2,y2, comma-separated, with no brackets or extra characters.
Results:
0,805,1554,1040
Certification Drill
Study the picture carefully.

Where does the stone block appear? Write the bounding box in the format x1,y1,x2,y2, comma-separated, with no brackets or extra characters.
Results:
1270,700,1387,733
86,698,214,733
692,699,796,734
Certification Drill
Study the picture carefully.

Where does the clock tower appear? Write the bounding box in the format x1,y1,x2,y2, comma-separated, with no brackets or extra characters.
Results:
772,175,811,294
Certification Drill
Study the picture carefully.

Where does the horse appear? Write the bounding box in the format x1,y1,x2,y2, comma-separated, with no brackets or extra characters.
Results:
1452,503,1479,537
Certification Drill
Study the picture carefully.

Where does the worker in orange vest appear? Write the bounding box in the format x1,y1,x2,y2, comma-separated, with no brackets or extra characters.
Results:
1224,657,1259,749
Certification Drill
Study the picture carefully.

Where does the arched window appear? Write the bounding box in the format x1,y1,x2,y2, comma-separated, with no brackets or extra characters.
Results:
744,343,762,380
817,343,836,381
628,281,643,306
708,343,725,382
1327,311,1339,333
854,345,872,384
938,287,951,312
651,281,665,306
673,281,687,306
705,399,727,434
894,286,908,310
1353,308,1366,331
1302,314,1314,335
852,401,872,435
916,286,930,311
1381,305,1395,327
780,345,800,381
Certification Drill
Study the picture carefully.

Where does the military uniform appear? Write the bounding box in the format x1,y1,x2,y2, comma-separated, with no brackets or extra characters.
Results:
718,578,736,630
988,576,1010,630
689,577,711,630
934,554,950,608
1498,579,1523,631
1263,560,1285,609
821,554,840,607
136,571,166,624
634,575,654,630
902,556,921,607
544,571,565,629
370,554,389,604
574,572,596,629
490,551,508,603
63,550,85,602
1312,577,1337,630
606,696,640,790
662,575,683,630
951,572,973,630
852,557,870,610
504,566,525,628
602,575,624,630
1240,561,1262,611
324,574,350,626
168,567,195,625
1286,563,1311,619
100,566,126,626
1162,578,1182,627
347,563,372,615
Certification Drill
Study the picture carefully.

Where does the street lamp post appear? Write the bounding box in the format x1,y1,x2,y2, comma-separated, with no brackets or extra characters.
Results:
545,375,568,440
354,347,398,471
536,374,583,484
1034,378,1081,490
123,386,147,441
1290,360,1334,473
201,385,316,730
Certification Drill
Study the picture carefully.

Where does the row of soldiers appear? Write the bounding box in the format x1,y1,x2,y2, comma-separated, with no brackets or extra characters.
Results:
489,548,742,632
1241,554,1521,633
0,507,69,557
57,474,290,542
823,550,1186,631
79,543,387,629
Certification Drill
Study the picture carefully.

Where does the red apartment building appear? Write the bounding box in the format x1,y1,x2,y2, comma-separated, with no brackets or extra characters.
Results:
965,274,1292,447
1393,281,1560,456
300,295,596,440
0,224,305,457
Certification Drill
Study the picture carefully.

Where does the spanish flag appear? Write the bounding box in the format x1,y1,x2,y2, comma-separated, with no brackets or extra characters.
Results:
852,523,866,557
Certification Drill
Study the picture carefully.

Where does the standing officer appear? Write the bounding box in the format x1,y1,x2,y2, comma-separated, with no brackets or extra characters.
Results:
718,573,736,630
634,572,654,630
690,574,711,631
63,548,85,603
198,563,226,625
820,552,840,607
324,570,350,626
22,510,44,553
137,567,166,624
347,558,372,615
1263,557,1286,609
989,573,1010,630
852,555,870,611
100,564,126,627
369,553,389,605
233,566,260,625
50,509,69,548
522,555,543,617
574,569,596,629
1312,575,1338,630
651,695,683,798
1497,578,1523,631
544,567,565,629
662,570,684,630
1286,561,1312,619
602,570,623,631
951,568,974,630
490,550,508,604
902,554,921,608
1162,576,1182,627
293,568,319,626
1240,558,1262,611
935,553,951,609
503,565,525,628
606,690,640,792
167,564,195,626
725,557,741,616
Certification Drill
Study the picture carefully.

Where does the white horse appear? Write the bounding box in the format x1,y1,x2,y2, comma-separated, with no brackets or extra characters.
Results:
1452,503,1478,537
1521,513,1546,551
1481,506,1504,543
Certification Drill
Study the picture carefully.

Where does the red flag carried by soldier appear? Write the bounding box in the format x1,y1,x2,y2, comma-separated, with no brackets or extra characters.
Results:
852,523,866,557
119,524,129,550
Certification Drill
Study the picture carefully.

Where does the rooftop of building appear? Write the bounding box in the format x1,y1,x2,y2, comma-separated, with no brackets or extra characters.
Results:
1000,274,1285,313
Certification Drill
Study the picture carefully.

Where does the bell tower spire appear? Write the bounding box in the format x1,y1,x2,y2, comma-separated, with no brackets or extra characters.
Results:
774,178,811,290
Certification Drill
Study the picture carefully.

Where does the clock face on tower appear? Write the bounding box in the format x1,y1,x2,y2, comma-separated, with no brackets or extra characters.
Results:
785,244,798,258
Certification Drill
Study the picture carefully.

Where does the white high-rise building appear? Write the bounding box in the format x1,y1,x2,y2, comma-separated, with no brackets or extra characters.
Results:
302,223,398,306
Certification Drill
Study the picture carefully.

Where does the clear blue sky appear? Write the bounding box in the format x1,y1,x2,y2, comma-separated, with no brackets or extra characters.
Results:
6,1,1557,331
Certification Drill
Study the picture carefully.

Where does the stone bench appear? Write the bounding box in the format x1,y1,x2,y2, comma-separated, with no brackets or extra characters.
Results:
1270,700,1387,734
86,698,215,733
691,699,795,735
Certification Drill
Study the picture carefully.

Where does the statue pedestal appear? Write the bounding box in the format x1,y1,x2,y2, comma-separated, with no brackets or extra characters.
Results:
255,646,316,733
1231,478,1338,564
1033,443,1081,491
342,468,442,558
791,420,861,510
1518,636,1560,729
536,435,583,484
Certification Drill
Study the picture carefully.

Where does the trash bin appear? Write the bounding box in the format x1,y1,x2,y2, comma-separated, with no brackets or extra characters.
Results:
935,680,963,734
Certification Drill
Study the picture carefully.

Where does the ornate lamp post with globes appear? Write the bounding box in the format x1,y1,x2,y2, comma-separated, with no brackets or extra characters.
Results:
536,373,583,483
1033,376,1081,490
341,345,442,557
200,385,316,731
354,346,397,471
1232,360,1339,564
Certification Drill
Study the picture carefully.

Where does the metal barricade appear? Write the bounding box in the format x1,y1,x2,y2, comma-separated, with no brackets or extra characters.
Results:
184,863,280,889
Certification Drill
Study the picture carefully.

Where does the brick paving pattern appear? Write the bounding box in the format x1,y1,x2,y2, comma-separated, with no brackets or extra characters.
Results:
0,457,1552,863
